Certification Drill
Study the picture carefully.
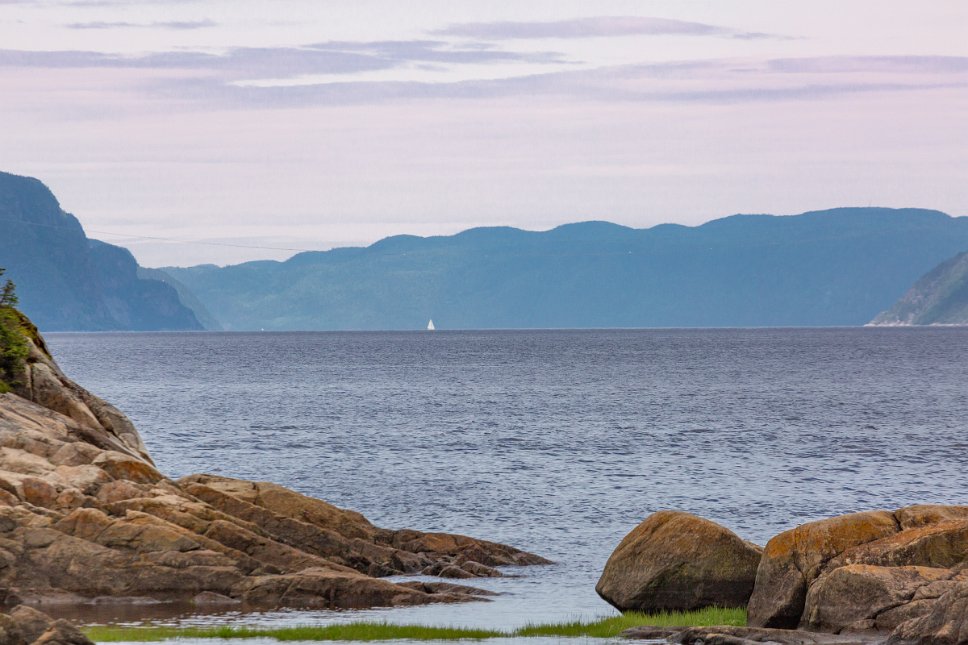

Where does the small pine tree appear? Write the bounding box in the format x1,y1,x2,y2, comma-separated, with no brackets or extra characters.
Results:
0,268,27,392
0,268,17,307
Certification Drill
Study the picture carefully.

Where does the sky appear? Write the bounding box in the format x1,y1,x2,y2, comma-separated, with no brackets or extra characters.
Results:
1,1,967,267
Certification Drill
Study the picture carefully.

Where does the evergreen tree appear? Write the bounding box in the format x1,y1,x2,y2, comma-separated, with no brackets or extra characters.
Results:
0,268,17,307
0,268,27,392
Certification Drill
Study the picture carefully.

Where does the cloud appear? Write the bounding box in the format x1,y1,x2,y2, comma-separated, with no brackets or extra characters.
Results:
767,56,968,74
0,40,566,78
66,19,216,30
118,54,968,112
432,16,780,41
4,43,968,113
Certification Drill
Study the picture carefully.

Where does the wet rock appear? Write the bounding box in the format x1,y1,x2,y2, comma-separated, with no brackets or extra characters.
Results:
460,561,503,577
397,581,497,597
596,510,762,612
421,560,502,578
191,591,240,606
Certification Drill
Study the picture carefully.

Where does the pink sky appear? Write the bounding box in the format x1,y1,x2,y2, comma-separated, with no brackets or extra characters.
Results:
1,0,967,266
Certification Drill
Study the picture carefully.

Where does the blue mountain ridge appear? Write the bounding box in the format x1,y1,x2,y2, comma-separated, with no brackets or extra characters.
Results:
162,207,968,330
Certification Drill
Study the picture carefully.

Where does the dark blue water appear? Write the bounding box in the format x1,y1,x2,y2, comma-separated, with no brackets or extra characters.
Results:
44,329,968,629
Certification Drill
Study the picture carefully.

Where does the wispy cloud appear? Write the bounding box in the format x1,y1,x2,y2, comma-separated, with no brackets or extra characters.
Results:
97,54,965,112
767,56,968,74
66,19,216,30
432,16,780,41
3,38,967,112
0,40,567,79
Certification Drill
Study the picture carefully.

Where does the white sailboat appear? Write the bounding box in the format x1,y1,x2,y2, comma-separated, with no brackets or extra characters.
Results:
427,319,435,331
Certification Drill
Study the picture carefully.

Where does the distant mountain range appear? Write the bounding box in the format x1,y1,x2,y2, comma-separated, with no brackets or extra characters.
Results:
5,168,968,331
162,207,968,330
870,251,968,326
0,171,202,331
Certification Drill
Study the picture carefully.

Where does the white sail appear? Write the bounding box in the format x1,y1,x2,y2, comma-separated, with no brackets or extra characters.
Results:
427,319,435,331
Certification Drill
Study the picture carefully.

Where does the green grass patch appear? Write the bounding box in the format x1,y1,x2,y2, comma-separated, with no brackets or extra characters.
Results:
516,607,746,638
84,608,746,642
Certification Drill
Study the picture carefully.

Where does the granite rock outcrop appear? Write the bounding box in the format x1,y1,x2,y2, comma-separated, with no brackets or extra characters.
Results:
606,506,968,644
0,317,548,611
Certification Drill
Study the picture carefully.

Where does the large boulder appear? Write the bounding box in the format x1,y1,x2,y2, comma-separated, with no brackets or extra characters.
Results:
747,511,900,628
596,510,762,612
748,506,968,639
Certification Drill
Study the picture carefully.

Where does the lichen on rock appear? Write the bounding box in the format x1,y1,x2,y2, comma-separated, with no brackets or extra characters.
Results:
596,510,762,613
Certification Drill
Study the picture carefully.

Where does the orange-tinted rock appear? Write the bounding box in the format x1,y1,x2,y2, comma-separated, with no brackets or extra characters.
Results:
896,505,968,530
20,478,57,509
181,475,374,540
748,511,900,628
92,452,163,485
828,520,968,572
596,510,762,612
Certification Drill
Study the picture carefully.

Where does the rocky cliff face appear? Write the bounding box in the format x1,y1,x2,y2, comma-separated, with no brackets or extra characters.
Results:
870,251,968,325
0,171,202,331
0,314,547,612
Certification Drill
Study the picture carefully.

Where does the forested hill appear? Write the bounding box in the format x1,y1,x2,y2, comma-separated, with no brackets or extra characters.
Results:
870,251,968,326
163,207,968,330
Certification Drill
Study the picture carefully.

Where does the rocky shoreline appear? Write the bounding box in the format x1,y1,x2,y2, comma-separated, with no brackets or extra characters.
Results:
1,310,965,645
0,317,548,642
599,509,968,644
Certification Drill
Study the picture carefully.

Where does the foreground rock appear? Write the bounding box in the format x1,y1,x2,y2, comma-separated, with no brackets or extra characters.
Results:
888,579,968,644
0,606,92,645
625,625,883,644
0,318,548,611
596,511,762,612
606,506,968,644
747,510,901,628
748,505,968,635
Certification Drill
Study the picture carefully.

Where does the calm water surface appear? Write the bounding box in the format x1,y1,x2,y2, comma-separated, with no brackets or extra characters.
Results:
44,329,968,631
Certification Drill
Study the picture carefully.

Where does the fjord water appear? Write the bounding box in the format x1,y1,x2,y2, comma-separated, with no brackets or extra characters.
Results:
45,329,968,629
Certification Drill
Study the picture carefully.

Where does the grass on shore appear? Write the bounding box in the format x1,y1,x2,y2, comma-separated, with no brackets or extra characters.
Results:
84,607,746,642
